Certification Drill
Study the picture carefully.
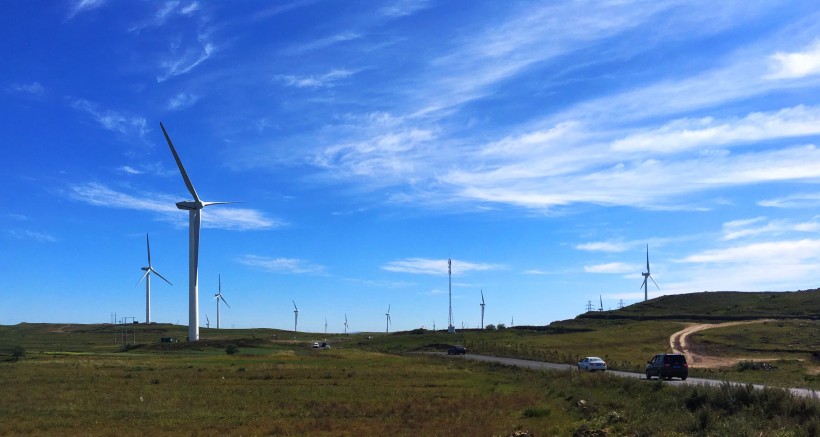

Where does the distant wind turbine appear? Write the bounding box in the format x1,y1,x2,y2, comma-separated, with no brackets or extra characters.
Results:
205,314,210,329
480,290,486,330
385,305,391,333
448,258,455,334
344,313,348,334
641,244,660,301
599,295,603,312
136,233,172,324
212,274,230,329
292,300,299,333
324,318,328,334
161,122,236,341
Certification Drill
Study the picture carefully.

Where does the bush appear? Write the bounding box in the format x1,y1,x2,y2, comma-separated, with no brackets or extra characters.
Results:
485,324,496,330
12,345,25,359
225,344,239,355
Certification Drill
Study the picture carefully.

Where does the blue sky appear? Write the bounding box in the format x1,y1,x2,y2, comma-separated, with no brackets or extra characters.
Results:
3,1,820,332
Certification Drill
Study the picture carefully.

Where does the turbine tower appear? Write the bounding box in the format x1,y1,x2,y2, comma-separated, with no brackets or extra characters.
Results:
212,274,230,329
324,318,328,334
344,313,348,334
385,304,392,333
136,233,172,324
480,290,486,330
161,122,235,341
292,300,299,333
641,244,660,301
205,314,210,329
599,295,604,311
447,258,455,334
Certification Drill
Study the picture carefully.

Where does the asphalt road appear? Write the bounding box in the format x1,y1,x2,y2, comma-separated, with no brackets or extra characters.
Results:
438,353,820,399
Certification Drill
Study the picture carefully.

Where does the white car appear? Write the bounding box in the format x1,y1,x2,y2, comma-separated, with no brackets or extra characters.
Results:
577,356,607,372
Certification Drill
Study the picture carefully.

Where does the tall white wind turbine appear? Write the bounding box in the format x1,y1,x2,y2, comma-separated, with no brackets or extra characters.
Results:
136,233,172,324
385,304,391,333
292,300,299,333
206,314,210,329
344,313,348,334
480,290,485,330
161,122,235,342
212,274,230,329
641,244,660,301
324,318,328,334
447,259,455,334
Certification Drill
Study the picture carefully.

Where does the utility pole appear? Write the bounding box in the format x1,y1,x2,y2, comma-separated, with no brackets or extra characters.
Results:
586,301,593,312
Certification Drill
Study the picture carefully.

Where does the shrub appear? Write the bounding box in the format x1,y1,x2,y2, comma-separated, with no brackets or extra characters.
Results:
11,345,25,359
485,324,496,331
226,344,239,355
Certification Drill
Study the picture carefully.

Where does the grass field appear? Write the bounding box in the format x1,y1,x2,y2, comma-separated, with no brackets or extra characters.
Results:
2,290,819,435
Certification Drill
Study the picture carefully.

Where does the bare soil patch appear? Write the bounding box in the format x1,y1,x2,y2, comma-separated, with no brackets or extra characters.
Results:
669,320,775,368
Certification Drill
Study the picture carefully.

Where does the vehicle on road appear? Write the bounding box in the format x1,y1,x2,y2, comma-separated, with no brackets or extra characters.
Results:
312,342,320,348
447,345,467,355
646,353,688,380
577,356,607,372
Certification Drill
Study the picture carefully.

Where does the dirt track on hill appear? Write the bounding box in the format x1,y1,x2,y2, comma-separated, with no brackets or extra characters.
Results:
669,320,773,368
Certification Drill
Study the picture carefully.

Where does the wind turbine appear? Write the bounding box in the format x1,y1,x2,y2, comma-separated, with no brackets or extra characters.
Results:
161,122,235,341
599,295,604,312
324,318,328,334
212,274,230,329
344,314,348,334
136,233,172,324
385,305,391,333
641,244,660,301
480,290,486,330
292,300,299,333
447,258,455,334
205,314,210,329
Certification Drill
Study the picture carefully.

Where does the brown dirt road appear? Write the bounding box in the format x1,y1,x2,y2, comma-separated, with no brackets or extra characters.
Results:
669,320,774,368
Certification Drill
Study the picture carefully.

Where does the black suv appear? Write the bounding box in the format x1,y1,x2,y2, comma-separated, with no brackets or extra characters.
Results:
646,353,688,380
447,345,467,355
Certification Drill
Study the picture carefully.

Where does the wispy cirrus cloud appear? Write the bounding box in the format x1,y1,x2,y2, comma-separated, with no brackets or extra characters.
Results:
583,262,634,274
67,0,106,20
7,229,57,243
67,182,281,231
157,35,216,82
759,192,820,208
576,241,630,253
611,105,820,154
381,258,502,275
70,99,148,138
237,255,325,274
166,92,199,110
7,82,45,96
275,69,356,89
284,32,362,55
721,216,820,241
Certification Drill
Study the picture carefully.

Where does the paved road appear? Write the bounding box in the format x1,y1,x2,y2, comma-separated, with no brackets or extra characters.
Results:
437,353,820,399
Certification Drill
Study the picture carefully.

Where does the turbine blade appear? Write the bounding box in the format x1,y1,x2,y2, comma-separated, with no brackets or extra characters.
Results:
481,289,485,304
202,201,240,207
136,270,150,287
146,233,152,266
640,277,647,290
293,300,297,310
219,274,222,293
160,122,201,203
646,244,650,271
151,268,173,286
650,275,660,290
221,295,230,308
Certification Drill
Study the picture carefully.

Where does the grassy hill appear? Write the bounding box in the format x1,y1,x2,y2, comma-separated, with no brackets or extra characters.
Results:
579,289,820,320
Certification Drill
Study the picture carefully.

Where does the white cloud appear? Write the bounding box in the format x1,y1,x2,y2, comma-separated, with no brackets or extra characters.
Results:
380,0,429,18
382,258,502,275
67,182,280,231
8,82,45,96
118,166,143,175
678,239,820,264
167,92,199,110
721,217,820,241
237,255,326,274
576,241,630,253
766,40,820,80
70,99,147,138
157,34,216,82
285,32,362,55
7,230,56,243
275,69,355,89
759,192,820,208
584,262,634,274
67,0,106,19
611,105,820,154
